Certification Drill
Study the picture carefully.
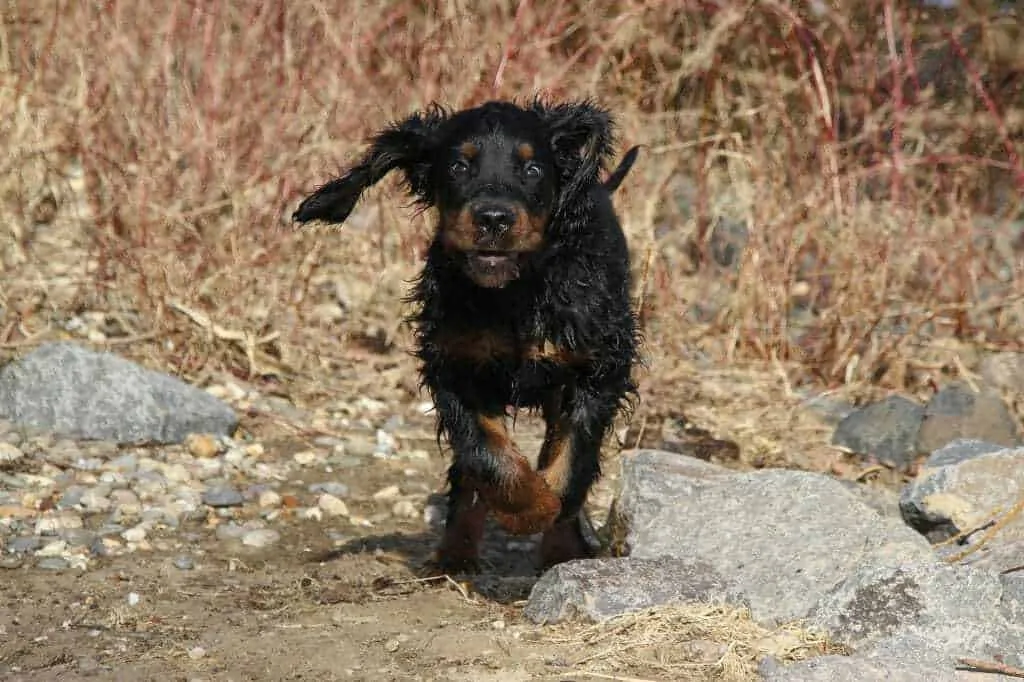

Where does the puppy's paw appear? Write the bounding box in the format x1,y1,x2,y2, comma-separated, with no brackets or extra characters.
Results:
418,551,482,578
539,515,598,570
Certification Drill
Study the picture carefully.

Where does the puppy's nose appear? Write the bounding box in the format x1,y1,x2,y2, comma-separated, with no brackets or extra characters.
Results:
472,204,515,239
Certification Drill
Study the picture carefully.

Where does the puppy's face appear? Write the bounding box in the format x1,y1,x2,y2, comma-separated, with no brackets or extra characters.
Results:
292,99,617,289
430,110,557,288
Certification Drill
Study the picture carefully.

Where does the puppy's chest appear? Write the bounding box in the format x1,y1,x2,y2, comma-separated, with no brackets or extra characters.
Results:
433,327,588,372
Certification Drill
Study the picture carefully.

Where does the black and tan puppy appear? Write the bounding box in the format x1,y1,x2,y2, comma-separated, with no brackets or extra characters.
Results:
293,99,640,573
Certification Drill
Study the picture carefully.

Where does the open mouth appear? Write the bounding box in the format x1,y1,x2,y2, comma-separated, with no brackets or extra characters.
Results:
469,250,516,267
463,250,522,288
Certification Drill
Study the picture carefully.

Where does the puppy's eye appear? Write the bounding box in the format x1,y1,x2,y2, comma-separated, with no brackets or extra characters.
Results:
523,162,543,179
450,160,470,177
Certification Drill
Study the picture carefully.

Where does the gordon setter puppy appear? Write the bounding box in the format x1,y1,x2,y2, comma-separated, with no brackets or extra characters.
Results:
293,98,641,573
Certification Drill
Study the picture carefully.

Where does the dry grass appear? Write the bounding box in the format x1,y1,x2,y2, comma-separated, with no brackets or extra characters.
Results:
1,0,1022,403
539,602,848,681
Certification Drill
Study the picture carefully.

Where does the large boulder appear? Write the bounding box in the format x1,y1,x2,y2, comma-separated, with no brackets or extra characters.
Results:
0,342,238,444
604,450,934,625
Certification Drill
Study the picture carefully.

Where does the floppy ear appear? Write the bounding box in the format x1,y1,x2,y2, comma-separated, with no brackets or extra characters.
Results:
293,106,447,225
532,98,615,213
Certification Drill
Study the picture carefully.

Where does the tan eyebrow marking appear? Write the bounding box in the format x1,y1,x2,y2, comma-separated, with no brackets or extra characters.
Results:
516,142,535,161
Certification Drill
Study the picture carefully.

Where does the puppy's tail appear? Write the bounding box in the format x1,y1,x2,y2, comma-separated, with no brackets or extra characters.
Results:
603,145,642,194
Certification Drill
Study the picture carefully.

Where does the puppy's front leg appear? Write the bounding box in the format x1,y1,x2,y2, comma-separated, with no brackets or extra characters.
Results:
537,373,630,569
435,391,562,538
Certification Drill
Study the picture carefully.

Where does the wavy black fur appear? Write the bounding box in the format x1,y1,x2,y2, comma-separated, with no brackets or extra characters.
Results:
293,98,641,574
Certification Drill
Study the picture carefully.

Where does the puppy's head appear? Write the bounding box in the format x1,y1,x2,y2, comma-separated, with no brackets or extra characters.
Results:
293,99,616,289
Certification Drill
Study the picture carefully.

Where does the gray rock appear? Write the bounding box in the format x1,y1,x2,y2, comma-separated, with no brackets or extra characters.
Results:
173,555,195,571
999,564,1024,622
831,396,924,469
523,557,736,624
0,342,237,444
202,485,244,508
899,440,1024,549
605,450,934,625
798,392,856,425
980,351,1024,396
241,528,281,548
309,481,350,498
57,485,87,509
916,382,1021,455
837,481,902,521
36,557,70,571
809,560,1024,668
6,536,42,554
759,655,960,682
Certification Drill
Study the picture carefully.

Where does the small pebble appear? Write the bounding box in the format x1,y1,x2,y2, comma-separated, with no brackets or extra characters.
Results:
372,485,401,501
109,454,139,472
258,490,282,508
299,507,323,521
293,450,322,466
215,523,248,541
60,528,96,549
173,555,195,571
80,488,112,513
392,500,418,519
122,526,147,543
186,433,221,459
109,490,142,514
317,494,349,517
7,536,43,554
384,639,400,653
187,646,206,660
309,481,349,498
0,556,23,569
242,528,281,547
91,537,123,557
127,592,140,606
0,443,24,464
202,485,244,508
35,513,84,536
36,557,69,571
57,486,87,509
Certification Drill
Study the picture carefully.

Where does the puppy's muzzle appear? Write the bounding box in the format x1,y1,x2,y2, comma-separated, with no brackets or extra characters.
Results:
471,201,515,246
472,203,515,242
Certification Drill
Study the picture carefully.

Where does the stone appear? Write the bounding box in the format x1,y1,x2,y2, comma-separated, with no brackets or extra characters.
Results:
899,439,1024,550
185,433,221,458
202,485,244,508
837,481,902,521
831,395,924,469
0,342,238,444
759,655,960,682
35,512,84,536
808,560,1024,669
0,442,24,464
915,382,1021,455
36,557,70,571
979,351,1024,396
317,493,349,517
605,450,934,625
258,490,282,508
523,557,736,624
241,528,281,547
172,555,195,571
309,481,349,498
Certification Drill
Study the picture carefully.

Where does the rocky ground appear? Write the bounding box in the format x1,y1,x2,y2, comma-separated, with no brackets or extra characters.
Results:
2,340,1024,681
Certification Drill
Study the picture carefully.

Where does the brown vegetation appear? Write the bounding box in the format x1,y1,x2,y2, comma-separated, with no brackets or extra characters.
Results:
2,0,1022,401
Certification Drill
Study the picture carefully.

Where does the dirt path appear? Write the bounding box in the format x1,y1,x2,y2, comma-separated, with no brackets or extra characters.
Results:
1,351,864,682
